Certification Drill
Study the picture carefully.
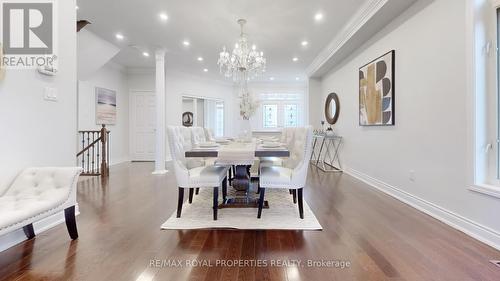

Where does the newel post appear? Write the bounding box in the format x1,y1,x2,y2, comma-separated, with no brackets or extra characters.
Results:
100,124,108,178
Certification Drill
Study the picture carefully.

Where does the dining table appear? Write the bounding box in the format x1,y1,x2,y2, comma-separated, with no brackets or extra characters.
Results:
185,138,290,208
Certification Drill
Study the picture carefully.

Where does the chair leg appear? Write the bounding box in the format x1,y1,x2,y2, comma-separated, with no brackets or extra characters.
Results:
177,187,184,218
23,224,35,240
298,188,304,219
195,188,199,195
256,180,261,194
292,189,297,204
213,186,219,220
289,189,293,194
222,176,227,202
228,168,232,185
64,206,78,239
257,188,266,218
189,188,194,203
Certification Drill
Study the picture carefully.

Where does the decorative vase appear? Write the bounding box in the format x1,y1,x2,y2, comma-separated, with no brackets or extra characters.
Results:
241,118,252,141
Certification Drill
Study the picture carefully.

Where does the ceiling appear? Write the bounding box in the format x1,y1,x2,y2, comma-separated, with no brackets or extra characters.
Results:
77,0,368,83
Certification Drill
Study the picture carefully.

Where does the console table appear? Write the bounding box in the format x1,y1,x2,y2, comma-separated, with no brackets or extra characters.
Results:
310,133,343,172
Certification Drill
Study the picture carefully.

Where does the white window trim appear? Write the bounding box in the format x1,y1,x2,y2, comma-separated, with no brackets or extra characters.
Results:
466,0,500,199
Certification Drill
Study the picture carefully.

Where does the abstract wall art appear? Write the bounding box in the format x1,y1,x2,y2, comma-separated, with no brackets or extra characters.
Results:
359,50,395,126
96,87,117,124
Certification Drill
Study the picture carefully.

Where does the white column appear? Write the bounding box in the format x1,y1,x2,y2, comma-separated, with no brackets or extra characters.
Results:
153,49,168,174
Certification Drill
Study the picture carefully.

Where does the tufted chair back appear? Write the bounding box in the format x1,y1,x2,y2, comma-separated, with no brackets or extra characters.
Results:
280,128,290,143
204,127,215,141
191,127,207,145
167,126,189,186
6,167,82,208
282,127,313,187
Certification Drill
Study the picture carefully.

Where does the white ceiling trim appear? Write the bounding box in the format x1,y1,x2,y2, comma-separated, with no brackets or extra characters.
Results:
305,0,388,77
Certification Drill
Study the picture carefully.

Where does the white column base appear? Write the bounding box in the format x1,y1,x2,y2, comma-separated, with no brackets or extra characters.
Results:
152,169,169,175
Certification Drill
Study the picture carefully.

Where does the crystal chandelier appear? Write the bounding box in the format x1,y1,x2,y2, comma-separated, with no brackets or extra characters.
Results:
217,19,266,82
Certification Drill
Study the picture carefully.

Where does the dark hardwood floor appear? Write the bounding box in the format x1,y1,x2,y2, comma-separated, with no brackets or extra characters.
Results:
1,162,499,281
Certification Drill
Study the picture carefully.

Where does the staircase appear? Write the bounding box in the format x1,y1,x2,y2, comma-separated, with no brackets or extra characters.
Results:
77,125,110,177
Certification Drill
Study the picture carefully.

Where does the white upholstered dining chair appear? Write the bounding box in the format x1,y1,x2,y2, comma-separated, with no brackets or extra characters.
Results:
167,126,229,220
257,126,313,219
191,127,207,145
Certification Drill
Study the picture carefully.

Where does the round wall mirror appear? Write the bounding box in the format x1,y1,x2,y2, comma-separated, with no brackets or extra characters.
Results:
325,92,340,125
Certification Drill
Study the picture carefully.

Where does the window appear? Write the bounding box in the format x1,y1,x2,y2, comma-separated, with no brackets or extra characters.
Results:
263,104,278,128
257,92,303,130
215,102,224,137
284,104,298,127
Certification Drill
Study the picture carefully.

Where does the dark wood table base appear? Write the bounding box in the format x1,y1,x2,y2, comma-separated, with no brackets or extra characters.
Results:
220,197,269,209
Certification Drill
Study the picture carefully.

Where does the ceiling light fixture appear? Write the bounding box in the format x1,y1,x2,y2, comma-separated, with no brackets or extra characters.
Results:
217,19,266,82
115,33,124,40
203,68,208,72
197,57,204,61
183,40,190,46
292,57,298,62
142,52,150,57
314,12,324,21
270,77,275,81
159,13,168,21
301,41,309,46
295,77,300,81
76,6,79,10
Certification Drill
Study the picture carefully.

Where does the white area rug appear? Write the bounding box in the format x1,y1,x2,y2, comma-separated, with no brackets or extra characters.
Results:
161,187,323,230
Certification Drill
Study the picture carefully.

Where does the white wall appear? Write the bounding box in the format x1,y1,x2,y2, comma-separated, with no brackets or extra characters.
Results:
128,69,235,133
0,0,77,250
78,62,130,165
316,0,500,248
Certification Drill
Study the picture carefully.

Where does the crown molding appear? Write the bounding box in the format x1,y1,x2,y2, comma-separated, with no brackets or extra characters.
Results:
306,0,388,77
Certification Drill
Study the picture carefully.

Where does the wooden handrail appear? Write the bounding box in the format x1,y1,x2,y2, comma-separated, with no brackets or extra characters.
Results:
77,138,101,157
77,124,110,177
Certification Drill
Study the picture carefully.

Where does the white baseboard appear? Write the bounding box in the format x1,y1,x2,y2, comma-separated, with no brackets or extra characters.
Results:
344,167,500,251
0,204,80,252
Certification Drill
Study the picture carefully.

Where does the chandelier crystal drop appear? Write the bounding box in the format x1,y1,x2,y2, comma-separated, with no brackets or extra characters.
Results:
217,19,266,82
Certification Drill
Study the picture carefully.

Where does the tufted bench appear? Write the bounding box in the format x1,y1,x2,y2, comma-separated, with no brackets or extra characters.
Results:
0,167,82,241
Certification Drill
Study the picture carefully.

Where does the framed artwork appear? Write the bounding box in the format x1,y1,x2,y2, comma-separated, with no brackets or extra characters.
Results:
182,111,193,127
359,50,395,126
96,87,117,124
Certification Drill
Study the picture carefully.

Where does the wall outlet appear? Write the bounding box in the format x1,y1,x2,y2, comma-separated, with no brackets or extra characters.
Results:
409,170,416,182
43,87,58,102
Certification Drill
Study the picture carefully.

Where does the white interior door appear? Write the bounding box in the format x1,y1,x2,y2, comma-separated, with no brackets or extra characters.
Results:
130,91,155,161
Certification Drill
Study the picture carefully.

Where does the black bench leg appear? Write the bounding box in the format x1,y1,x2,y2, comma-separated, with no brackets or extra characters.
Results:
257,187,265,218
298,188,304,219
189,188,194,203
23,224,35,240
292,189,297,204
213,186,219,220
64,206,78,240
222,177,227,202
195,188,199,195
177,187,184,218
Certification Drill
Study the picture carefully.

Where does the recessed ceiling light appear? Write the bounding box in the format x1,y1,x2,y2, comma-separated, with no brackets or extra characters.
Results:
115,33,124,40
76,6,79,10
292,57,299,62
314,12,324,21
301,41,309,46
183,40,190,46
142,52,150,57
159,12,168,21
295,77,300,81
203,68,208,72
197,57,203,61
270,77,275,81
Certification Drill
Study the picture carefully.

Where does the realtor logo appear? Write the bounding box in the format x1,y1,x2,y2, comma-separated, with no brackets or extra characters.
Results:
2,2,53,54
